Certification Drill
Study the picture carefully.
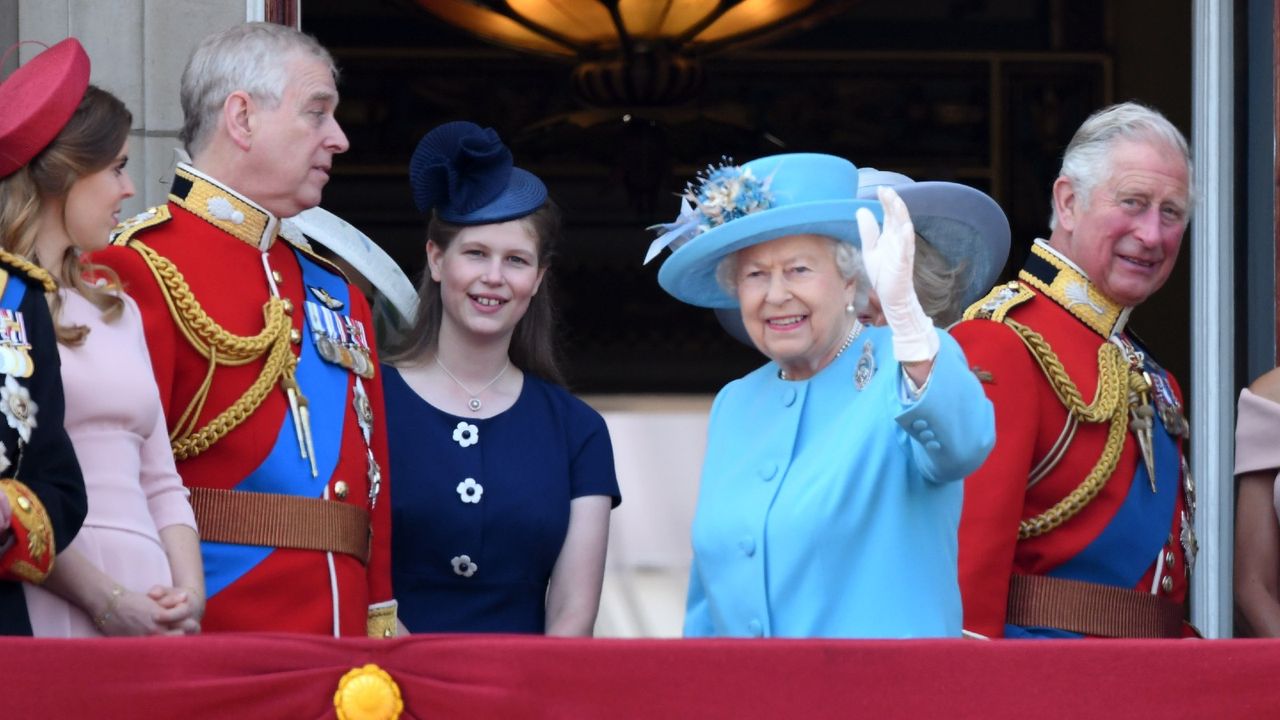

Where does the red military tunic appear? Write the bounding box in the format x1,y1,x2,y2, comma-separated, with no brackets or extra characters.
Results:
93,164,394,636
951,240,1195,639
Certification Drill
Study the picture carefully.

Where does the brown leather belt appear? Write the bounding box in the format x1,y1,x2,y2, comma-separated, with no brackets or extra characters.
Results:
190,486,370,564
1005,574,1185,638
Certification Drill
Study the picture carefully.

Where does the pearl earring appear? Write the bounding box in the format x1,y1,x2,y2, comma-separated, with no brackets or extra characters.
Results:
845,302,855,314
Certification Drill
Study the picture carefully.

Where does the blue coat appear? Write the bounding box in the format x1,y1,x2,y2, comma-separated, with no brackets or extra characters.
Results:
685,325,995,638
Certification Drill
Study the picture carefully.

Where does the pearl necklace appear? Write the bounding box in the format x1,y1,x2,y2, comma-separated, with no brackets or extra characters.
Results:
778,321,864,381
436,355,509,412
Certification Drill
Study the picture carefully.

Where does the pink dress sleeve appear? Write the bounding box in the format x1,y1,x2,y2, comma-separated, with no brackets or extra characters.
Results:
123,295,197,532
1235,387,1280,525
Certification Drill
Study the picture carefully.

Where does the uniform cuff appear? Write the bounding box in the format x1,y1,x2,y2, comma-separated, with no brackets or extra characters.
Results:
0,479,56,584
367,599,398,638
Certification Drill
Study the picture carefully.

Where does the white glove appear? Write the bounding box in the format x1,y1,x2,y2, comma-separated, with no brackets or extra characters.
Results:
856,186,939,363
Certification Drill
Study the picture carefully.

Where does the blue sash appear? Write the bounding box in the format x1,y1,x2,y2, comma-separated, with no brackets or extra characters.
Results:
203,250,352,597
1009,366,1181,639
0,270,25,310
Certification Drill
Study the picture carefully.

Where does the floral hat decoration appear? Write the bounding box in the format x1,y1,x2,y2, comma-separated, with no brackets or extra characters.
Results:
0,37,91,179
648,153,881,309
408,120,547,225
855,168,1010,311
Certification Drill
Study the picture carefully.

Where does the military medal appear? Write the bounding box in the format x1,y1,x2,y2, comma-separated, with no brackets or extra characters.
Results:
853,340,875,391
366,449,382,509
353,382,374,443
0,310,34,379
1150,371,1188,437
351,380,381,508
305,299,376,379
309,285,345,310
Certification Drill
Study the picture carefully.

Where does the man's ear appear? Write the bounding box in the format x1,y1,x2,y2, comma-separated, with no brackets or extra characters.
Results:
1051,176,1080,232
223,91,255,152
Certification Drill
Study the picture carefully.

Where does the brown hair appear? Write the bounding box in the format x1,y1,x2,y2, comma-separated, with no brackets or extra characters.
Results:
386,200,565,385
0,85,129,345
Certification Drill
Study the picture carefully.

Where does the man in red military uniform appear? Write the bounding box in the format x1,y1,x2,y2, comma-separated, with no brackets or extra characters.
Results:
952,102,1196,638
93,22,396,636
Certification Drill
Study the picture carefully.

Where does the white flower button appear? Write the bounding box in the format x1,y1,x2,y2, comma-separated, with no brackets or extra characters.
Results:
456,478,483,504
452,421,479,448
451,555,478,578
1,375,37,444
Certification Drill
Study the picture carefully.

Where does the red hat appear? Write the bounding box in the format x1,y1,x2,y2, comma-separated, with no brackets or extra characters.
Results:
0,38,91,179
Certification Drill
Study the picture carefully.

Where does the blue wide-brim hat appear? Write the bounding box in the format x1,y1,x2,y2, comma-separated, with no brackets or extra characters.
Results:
656,153,882,309
408,120,547,225
855,168,1010,309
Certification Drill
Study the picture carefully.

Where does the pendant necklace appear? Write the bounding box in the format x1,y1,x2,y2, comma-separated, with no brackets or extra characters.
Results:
436,355,510,412
778,321,863,381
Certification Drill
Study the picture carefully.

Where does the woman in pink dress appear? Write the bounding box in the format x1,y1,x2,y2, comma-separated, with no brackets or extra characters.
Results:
1236,368,1280,636
7,40,204,636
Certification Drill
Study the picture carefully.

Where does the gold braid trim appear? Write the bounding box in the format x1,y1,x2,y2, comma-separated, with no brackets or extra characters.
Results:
0,249,56,293
126,240,296,460
1004,319,1132,539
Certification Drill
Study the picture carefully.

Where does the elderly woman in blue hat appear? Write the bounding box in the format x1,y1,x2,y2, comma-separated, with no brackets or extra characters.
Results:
650,153,999,637
382,121,620,635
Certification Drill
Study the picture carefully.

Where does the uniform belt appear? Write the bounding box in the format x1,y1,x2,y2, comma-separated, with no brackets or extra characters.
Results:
1005,574,1185,638
190,487,370,564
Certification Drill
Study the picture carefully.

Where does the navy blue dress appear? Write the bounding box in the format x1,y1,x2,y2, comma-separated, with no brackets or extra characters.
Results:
383,365,620,634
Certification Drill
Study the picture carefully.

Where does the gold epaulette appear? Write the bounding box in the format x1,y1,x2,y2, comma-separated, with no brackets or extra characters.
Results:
0,249,56,293
962,281,1035,324
109,205,172,247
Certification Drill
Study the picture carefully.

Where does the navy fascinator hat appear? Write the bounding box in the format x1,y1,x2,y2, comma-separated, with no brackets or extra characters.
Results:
408,120,547,225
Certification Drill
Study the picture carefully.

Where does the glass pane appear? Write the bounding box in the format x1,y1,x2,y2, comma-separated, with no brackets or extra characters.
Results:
619,0,718,39
508,0,616,44
419,0,576,55
696,0,815,44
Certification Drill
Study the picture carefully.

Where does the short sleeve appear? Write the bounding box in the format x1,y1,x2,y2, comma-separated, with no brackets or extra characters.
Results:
568,403,621,507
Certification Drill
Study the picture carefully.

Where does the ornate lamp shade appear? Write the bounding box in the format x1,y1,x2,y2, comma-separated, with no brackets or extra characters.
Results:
415,0,850,106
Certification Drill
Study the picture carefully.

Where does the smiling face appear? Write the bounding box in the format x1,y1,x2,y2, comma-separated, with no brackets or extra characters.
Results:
64,137,134,253
243,52,349,217
1048,138,1190,307
734,233,857,380
427,219,547,346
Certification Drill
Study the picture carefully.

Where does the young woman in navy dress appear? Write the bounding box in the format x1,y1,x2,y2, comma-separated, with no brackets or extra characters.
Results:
383,121,619,635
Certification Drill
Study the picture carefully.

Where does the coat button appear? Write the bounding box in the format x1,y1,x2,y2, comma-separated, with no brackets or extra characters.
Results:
281,298,295,315
1164,550,1176,565
333,480,349,499
16,496,31,512
925,441,942,452
739,536,756,557
781,387,797,407
1161,575,1174,593
919,429,936,441
290,328,302,344
747,618,763,637
271,269,284,284
912,419,928,431
758,463,777,481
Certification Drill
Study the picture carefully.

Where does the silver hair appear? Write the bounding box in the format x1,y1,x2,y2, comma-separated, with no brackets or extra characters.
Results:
179,22,337,157
1049,101,1194,231
715,236,870,312
912,234,967,327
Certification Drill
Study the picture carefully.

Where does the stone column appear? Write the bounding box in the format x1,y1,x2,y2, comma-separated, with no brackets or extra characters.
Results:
14,0,245,214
